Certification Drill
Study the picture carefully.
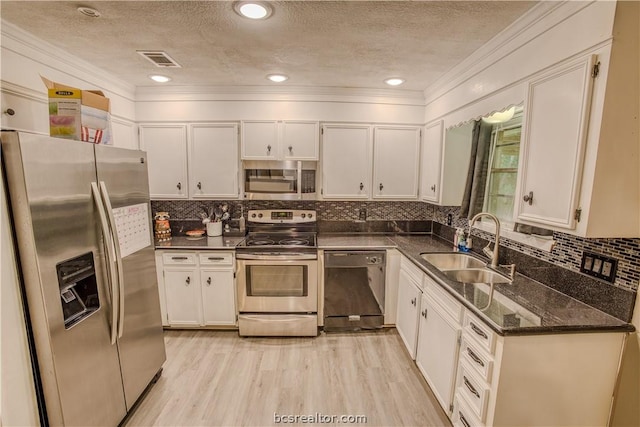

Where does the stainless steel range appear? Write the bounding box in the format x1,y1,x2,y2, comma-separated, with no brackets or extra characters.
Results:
236,209,318,337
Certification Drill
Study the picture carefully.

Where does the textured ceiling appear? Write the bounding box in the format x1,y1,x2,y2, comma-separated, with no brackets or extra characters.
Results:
0,1,537,91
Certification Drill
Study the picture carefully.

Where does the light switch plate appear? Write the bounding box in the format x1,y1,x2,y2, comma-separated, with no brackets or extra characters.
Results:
580,251,618,283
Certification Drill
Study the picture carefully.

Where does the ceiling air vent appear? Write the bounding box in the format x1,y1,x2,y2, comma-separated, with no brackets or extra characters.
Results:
137,51,182,68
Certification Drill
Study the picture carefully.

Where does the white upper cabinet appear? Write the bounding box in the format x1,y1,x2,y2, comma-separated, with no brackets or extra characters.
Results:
515,56,596,230
321,124,371,199
282,121,320,160
372,126,421,199
420,120,444,203
241,120,319,160
189,123,239,199
139,124,188,199
241,120,279,160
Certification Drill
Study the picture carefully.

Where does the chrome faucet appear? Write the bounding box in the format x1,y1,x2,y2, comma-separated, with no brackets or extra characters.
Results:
469,212,501,268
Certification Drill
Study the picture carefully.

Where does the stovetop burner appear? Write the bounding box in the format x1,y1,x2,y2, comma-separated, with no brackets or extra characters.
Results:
239,209,318,250
279,238,310,246
247,238,276,246
241,232,316,248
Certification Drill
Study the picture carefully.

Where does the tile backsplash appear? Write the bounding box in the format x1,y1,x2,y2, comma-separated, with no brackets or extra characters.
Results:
430,205,640,293
151,200,639,294
151,200,431,222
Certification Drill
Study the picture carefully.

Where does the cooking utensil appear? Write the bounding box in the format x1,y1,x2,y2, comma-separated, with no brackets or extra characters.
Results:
214,205,223,221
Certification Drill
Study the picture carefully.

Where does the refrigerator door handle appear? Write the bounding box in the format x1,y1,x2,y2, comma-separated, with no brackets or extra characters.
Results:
91,182,119,345
99,181,126,339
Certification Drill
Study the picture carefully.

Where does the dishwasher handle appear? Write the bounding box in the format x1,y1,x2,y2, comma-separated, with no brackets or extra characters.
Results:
324,251,386,268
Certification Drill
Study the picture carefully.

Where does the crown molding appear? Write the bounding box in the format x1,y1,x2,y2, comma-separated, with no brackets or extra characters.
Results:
1,20,136,101
423,0,589,106
0,80,47,103
135,84,426,106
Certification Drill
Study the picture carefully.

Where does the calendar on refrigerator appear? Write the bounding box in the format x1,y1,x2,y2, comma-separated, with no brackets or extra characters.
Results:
112,203,151,258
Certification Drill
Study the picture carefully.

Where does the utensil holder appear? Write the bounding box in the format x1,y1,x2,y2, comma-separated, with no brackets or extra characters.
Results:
207,221,222,237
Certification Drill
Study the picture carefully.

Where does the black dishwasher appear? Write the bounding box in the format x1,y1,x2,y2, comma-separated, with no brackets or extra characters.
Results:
323,251,386,332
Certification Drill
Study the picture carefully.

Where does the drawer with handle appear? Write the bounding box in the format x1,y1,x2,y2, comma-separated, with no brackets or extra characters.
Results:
460,336,493,383
198,252,233,266
162,252,197,265
463,311,496,355
456,362,490,422
453,395,485,427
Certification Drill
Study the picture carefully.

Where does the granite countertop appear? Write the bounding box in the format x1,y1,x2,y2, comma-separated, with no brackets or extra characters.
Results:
390,235,634,336
153,230,633,335
155,235,245,249
317,234,398,249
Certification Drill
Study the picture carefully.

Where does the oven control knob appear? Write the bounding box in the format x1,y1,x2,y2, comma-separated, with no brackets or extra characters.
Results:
301,213,306,218
251,213,256,218
370,257,378,264
258,213,263,218
308,213,313,218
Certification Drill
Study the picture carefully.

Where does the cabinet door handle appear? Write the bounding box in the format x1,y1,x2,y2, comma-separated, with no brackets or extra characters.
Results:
208,257,225,261
458,412,471,427
267,144,272,154
523,191,534,205
410,297,416,307
185,276,191,286
177,182,182,191
470,322,488,340
206,277,212,286
171,256,189,260
359,182,364,191
430,184,436,192
288,145,293,154
421,309,427,319
463,376,480,398
197,181,202,190
379,183,384,191
467,347,485,367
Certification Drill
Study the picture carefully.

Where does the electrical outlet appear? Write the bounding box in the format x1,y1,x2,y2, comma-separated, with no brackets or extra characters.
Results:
580,251,618,283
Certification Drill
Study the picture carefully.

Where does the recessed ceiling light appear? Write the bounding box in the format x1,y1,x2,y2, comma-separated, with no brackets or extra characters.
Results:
234,2,273,20
77,6,101,18
267,74,288,83
149,75,172,83
384,78,405,86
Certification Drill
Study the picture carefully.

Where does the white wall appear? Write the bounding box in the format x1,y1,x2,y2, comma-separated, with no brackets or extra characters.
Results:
1,165,40,426
610,290,640,427
135,86,426,126
0,22,138,149
423,1,617,123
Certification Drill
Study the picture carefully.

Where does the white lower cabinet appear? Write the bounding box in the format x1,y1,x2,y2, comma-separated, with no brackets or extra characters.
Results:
165,268,202,326
156,250,236,327
396,261,423,359
454,311,626,427
396,256,627,427
415,290,462,415
200,269,236,326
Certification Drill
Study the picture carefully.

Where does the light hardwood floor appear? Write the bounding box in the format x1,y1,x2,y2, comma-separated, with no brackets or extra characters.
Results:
124,328,452,427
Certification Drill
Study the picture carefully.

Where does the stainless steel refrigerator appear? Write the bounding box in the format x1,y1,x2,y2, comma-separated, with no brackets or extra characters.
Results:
1,131,166,426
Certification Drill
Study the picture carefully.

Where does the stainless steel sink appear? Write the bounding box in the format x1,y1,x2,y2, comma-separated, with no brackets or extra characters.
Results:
443,268,512,284
420,252,487,270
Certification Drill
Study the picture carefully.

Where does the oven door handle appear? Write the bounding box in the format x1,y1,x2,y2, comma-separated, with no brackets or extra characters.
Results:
236,253,317,261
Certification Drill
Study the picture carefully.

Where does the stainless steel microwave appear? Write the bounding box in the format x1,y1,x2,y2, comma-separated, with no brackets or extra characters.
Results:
242,160,316,200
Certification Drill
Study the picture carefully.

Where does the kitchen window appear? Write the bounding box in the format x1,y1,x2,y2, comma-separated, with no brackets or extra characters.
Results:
482,117,522,225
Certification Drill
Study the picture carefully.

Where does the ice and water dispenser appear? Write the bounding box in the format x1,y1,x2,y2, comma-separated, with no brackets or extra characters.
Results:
56,252,100,329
